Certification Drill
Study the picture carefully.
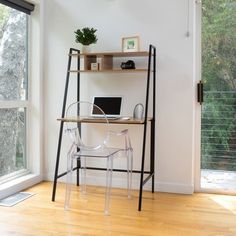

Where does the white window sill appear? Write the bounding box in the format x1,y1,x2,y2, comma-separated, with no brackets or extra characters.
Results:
0,173,42,200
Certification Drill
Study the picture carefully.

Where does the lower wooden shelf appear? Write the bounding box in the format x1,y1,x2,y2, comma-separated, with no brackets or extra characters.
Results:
69,69,148,73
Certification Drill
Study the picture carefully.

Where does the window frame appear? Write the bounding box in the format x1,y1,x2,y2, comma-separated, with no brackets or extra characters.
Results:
0,8,30,183
194,0,202,193
0,0,42,199
0,0,34,15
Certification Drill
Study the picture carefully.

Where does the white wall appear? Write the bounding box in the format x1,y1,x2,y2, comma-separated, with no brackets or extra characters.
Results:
43,0,195,194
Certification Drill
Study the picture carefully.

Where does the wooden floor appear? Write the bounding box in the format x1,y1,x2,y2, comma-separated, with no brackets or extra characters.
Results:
0,182,236,236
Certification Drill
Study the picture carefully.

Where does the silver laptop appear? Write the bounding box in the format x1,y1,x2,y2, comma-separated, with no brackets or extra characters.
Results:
92,96,122,119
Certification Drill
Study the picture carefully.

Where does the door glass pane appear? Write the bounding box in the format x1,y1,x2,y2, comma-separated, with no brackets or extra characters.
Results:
201,0,236,191
0,108,26,178
0,5,28,101
0,3,28,182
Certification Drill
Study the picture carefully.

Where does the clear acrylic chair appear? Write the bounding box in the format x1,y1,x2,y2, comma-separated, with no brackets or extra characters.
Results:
64,101,133,215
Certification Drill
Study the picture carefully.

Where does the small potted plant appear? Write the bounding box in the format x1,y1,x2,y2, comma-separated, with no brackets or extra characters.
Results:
74,27,98,53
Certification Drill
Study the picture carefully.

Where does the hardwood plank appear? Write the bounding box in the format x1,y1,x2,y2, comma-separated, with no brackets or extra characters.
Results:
0,182,236,236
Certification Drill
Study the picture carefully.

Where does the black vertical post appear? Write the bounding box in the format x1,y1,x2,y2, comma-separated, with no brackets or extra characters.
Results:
52,48,74,201
52,48,80,201
77,51,80,186
151,47,156,193
150,119,155,193
138,45,152,211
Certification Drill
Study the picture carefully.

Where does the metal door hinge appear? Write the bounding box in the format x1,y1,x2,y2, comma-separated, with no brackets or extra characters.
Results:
197,80,204,105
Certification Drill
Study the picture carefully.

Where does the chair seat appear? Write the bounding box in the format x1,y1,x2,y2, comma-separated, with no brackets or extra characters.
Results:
75,147,122,158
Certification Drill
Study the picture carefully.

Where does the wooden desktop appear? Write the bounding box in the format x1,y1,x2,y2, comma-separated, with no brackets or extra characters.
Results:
58,116,153,124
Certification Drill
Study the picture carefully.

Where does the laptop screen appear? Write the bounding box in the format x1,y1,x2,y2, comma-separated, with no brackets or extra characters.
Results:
92,96,122,117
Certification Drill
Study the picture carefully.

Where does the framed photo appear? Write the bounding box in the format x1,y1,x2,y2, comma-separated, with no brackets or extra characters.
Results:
122,36,140,52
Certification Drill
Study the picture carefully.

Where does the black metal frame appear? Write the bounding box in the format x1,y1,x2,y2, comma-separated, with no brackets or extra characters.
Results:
138,45,156,210
52,48,80,201
52,45,156,211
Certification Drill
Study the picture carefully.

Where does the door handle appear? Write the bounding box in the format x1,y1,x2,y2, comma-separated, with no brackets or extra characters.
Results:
197,80,204,105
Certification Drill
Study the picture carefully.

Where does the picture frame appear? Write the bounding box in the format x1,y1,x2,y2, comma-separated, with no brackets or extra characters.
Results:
122,36,140,52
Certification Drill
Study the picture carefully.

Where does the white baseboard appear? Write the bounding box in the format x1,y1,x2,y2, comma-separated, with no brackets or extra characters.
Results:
45,172,194,194
0,174,43,200
156,181,194,194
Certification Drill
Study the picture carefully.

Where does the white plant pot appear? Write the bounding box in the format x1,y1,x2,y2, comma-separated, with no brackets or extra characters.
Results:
82,45,91,53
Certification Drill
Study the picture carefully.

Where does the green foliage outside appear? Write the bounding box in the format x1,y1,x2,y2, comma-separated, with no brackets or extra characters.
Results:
0,5,9,25
201,0,236,170
0,5,26,177
0,5,9,39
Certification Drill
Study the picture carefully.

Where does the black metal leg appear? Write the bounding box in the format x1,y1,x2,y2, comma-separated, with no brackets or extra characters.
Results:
52,121,64,201
152,47,156,193
77,159,80,186
151,120,155,193
138,129,146,211
52,48,77,202
138,45,153,211
76,52,80,186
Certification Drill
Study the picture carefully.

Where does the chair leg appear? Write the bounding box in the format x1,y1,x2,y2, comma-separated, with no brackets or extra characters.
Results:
127,150,130,197
80,156,87,194
127,149,133,199
64,151,75,210
104,156,113,215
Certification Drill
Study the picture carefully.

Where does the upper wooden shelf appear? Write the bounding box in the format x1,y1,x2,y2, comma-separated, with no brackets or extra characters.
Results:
69,51,149,71
69,51,149,57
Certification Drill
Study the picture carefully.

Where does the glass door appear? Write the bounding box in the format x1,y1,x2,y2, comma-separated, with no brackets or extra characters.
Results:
200,0,236,191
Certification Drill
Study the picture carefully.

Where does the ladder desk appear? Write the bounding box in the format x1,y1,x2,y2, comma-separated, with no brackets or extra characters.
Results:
52,45,156,211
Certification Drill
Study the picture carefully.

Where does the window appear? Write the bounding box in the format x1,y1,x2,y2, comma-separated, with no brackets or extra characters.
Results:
0,3,29,183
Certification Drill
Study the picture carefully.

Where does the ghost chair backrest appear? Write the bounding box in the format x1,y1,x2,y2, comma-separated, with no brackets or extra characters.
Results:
65,101,110,151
